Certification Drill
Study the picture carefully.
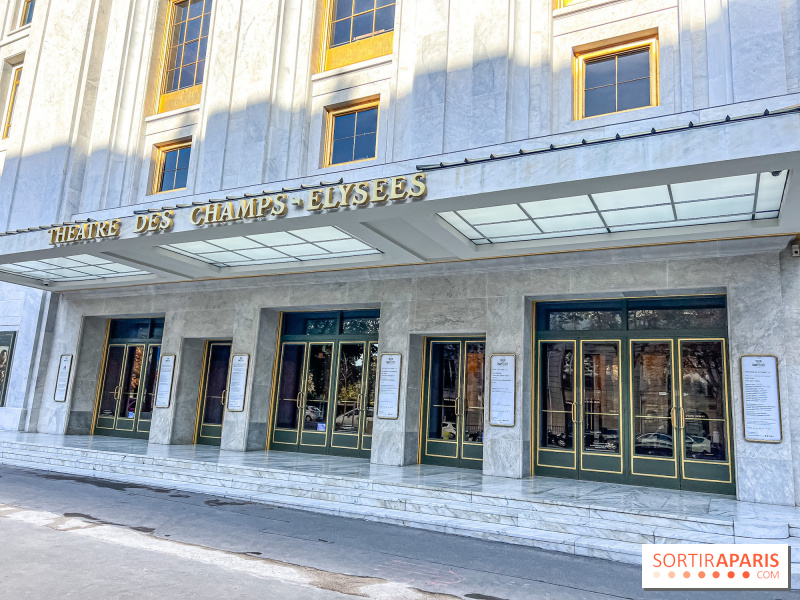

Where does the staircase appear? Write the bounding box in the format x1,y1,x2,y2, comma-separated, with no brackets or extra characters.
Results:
1,436,798,574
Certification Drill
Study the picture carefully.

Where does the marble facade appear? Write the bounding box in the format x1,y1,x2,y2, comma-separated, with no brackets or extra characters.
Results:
0,0,798,516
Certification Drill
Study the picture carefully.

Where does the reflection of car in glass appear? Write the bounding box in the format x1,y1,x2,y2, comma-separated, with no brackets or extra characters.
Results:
334,407,373,430
584,431,619,453
441,421,457,440
547,431,572,448
305,406,323,422
685,434,711,457
634,432,673,455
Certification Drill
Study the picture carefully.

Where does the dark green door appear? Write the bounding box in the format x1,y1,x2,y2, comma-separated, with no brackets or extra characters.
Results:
94,343,161,440
195,341,232,446
421,338,485,469
534,297,735,495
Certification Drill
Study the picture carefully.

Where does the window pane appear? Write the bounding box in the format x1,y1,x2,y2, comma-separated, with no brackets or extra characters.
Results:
374,5,394,32
183,40,199,64
353,133,377,160
377,0,394,7
164,149,178,172
340,317,380,335
173,167,189,190
582,342,619,414
335,0,353,20
198,37,208,61
22,0,35,26
161,170,177,192
177,147,191,169
204,0,213,14
189,0,204,19
168,69,180,92
681,341,726,420
174,2,189,23
175,21,186,45
617,49,649,82
186,16,202,41
167,47,179,70
332,19,351,46
584,85,615,117
546,310,623,331
684,419,726,461
585,56,615,89
634,419,673,457
201,14,210,37
331,138,354,165
354,0,374,13
352,11,373,40
355,108,377,135
617,78,650,111
195,60,205,84
333,112,356,140
584,414,619,453
628,307,727,330
179,65,195,88
540,342,574,449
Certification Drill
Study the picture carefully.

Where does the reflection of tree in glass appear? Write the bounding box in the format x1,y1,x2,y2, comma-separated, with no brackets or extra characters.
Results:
682,342,723,401
341,318,380,335
306,346,332,399
337,348,363,403
549,310,622,331
629,308,727,330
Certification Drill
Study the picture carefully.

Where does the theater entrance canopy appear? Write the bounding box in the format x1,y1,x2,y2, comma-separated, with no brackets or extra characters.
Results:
0,108,798,291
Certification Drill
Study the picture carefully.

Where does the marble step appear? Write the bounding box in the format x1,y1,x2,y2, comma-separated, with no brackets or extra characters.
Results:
0,451,644,564
0,443,774,541
0,446,767,553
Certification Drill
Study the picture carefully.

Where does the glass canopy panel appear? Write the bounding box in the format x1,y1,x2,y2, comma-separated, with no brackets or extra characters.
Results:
674,196,754,220
602,204,674,227
0,254,149,282
521,196,594,218
671,174,756,202
756,171,787,212
439,212,483,239
592,186,671,210
160,227,380,267
459,204,526,224
536,212,605,232
475,220,538,237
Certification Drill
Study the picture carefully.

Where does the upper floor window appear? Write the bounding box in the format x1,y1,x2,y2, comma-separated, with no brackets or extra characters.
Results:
4,66,22,139
322,0,395,71
324,100,379,167
157,0,211,113
164,0,211,93
574,36,658,120
154,141,191,193
331,0,395,47
19,0,35,27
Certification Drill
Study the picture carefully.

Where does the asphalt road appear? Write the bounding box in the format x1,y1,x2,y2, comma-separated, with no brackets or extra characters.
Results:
0,463,796,600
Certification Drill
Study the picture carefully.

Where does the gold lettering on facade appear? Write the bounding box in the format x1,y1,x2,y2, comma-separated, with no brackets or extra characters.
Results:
371,178,390,203
135,211,175,234
352,181,370,205
307,190,323,211
48,219,122,245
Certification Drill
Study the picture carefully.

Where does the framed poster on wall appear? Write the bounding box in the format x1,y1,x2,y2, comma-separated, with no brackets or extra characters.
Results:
0,331,16,407
154,354,176,409
54,354,73,403
226,354,249,412
489,354,516,427
377,353,401,420
740,355,782,443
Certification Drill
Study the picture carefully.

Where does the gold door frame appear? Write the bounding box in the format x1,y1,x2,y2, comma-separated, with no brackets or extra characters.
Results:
193,340,232,443
330,341,366,450
270,341,307,447
534,339,578,471
678,337,733,484
628,338,678,479
460,340,486,462
579,339,623,475
92,342,127,432
421,338,463,461
299,341,337,448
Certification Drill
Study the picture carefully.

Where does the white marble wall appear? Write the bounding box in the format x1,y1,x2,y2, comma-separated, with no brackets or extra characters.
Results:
28,235,800,504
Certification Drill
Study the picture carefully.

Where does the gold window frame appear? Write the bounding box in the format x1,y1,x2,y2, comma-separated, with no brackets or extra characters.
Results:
323,97,380,168
19,0,34,28
573,35,659,121
154,0,206,114
319,0,395,72
3,65,22,139
152,140,192,195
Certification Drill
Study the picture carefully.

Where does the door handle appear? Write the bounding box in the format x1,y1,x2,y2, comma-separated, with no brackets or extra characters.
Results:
114,385,121,401
455,397,462,417
571,402,576,423
296,392,302,408
680,407,686,429
221,390,227,406
670,407,677,429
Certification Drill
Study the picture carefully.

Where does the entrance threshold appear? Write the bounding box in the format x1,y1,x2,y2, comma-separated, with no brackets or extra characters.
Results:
1,432,798,570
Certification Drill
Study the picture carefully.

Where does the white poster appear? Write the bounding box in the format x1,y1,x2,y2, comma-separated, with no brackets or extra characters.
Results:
154,354,176,408
227,354,249,412
741,355,782,442
377,353,401,420
489,354,515,426
54,355,73,402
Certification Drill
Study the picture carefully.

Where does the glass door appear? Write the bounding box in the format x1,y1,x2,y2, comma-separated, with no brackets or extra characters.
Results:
94,343,160,439
195,341,232,446
331,342,378,457
271,343,307,450
299,343,335,450
630,340,679,487
421,338,485,469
